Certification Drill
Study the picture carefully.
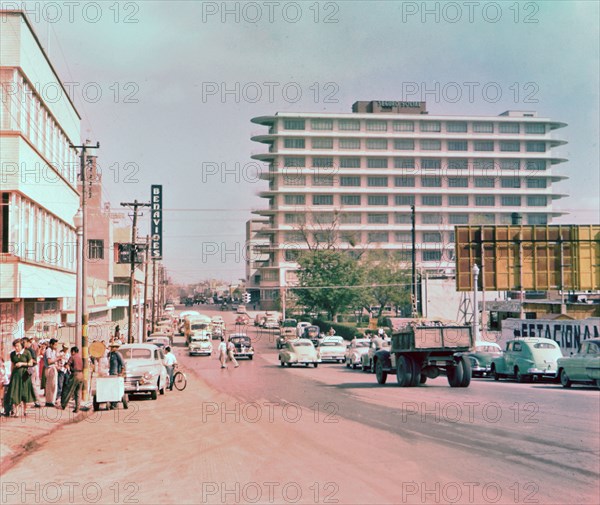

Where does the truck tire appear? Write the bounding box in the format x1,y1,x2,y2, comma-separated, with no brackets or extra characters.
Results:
458,357,472,387
396,355,413,387
447,362,464,387
409,357,421,387
420,374,427,384
375,360,388,384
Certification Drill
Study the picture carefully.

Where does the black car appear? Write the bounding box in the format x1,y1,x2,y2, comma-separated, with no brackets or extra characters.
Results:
229,334,254,360
303,325,321,346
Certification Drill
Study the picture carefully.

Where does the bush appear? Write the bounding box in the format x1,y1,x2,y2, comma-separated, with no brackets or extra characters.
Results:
312,319,363,341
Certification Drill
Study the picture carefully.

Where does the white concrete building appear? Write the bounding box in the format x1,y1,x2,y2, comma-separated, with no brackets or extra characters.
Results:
0,11,81,357
250,101,568,306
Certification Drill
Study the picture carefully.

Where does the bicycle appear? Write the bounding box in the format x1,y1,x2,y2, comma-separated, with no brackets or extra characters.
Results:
169,364,187,391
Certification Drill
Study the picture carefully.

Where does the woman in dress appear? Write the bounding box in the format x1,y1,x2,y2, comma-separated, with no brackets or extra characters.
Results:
7,339,36,417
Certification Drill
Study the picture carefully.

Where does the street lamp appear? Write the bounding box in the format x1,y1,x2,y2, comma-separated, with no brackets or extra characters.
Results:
472,264,480,340
73,208,83,349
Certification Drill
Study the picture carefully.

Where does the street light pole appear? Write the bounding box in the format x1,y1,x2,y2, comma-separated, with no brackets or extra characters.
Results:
74,208,83,350
472,264,480,341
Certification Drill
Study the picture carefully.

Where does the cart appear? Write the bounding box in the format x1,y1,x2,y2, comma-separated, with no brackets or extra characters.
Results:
92,376,129,411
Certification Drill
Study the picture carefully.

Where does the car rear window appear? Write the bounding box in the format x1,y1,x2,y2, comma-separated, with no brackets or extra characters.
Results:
533,342,557,349
294,342,312,347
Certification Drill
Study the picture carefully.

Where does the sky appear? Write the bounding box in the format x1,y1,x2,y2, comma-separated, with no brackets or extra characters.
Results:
14,0,600,284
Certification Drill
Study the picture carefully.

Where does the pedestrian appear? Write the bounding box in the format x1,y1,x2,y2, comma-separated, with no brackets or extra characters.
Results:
107,341,124,409
61,347,84,413
227,338,239,368
56,343,70,400
217,337,227,368
163,346,177,390
22,338,41,408
0,356,8,415
44,339,59,407
38,341,47,391
7,339,37,416
114,325,121,342
328,327,336,337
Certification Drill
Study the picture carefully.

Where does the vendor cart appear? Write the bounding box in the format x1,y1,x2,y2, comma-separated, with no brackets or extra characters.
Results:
93,376,128,411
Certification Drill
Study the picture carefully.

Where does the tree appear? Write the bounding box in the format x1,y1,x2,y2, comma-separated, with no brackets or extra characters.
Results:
295,249,364,321
362,252,412,318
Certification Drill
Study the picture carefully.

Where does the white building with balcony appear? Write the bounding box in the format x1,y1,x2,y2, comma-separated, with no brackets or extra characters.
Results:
250,101,568,307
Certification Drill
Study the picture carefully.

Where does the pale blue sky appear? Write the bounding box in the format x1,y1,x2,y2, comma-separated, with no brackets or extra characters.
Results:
19,0,599,283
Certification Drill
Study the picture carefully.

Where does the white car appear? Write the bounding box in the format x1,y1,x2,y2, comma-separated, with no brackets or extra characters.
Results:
296,322,311,337
317,337,347,363
118,343,168,399
279,339,321,368
264,317,280,330
189,333,213,356
345,338,372,369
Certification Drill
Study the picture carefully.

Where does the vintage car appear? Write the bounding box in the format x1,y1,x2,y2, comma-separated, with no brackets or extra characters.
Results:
317,337,347,363
296,321,311,337
146,334,171,349
254,313,267,327
490,338,562,382
229,333,254,360
361,339,391,373
155,322,174,339
189,332,213,356
279,339,321,368
345,338,371,369
264,317,280,330
302,325,321,346
281,319,298,339
184,316,212,345
464,341,503,377
117,343,168,399
557,339,600,388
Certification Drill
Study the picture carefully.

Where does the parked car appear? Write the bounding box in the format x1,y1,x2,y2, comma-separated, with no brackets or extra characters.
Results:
146,334,171,349
279,339,321,368
345,338,371,369
189,332,213,356
464,341,503,377
117,343,168,399
557,339,600,388
302,325,321,346
296,322,311,337
317,337,347,363
264,317,280,330
164,304,175,313
361,339,391,373
229,334,254,360
491,338,562,382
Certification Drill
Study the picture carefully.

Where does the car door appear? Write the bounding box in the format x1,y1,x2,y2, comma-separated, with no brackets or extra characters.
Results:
583,342,600,381
499,341,513,373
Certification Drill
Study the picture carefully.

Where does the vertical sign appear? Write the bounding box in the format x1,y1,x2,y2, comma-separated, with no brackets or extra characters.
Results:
151,185,163,259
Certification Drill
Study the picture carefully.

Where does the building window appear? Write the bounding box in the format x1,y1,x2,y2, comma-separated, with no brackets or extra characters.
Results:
525,123,546,134
476,195,495,206
448,177,468,188
423,250,442,261
339,138,361,149
340,232,360,243
340,157,360,168
423,232,442,243
368,195,388,206
474,159,495,171
474,141,494,152
312,212,334,225
338,119,361,131
393,120,414,132
88,239,104,260
395,176,415,187
394,139,414,150
448,195,469,206
526,160,546,171
526,142,546,152
341,195,361,205
449,214,469,224
366,120,387,131
473,122,494,133
448,141,468,151
340,213,361,224
527,214,548,225
500,141,520,152
285,214,305,224
446,121,467,133
284,195,305,205
501,159,520,170
422,195,442,206
285,231,305,242
283,174,306,186
421,176,441,187
284,138,305,148
421,159,441,170
367,159,388,169
526,178,547,188
313,175,334,186
312,138,333,149
368,232,389,243
284,250,301,261
284,119,305,130
313,195,333,205
420,121,441,132
367,138,388,149
314,231,334,243
475,177,495,188
284,157,305,167
527,196,547,207
395,214,411,224
312,157,334,167
501,196,522,206
394,158,415,169
501,178,521,188
395,195,415,205
311,119,333,130
395,232,411,243
368,213,389,224
367,176,388,187
421,140,441,151
340,176,361,187
499,123,520,133
448,159,468,170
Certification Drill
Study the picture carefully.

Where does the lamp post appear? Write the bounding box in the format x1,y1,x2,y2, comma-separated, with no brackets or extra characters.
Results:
73,208,83,349
472,264,480,340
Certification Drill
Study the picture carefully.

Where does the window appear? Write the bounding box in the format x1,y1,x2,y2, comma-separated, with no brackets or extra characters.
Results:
283,174,306,186
284,195,305,205
367,138,388,149
395,195,415,205
421,140,441,151
423,251,442,261
368,232,388,243
394,139,414,150
448,195,469,206
474,159,495,171
500,141,520,152
339,138,360,149
446,121,467,132
312,212,334,225
525,123,545,134
395,232,411,243
420,121,441,132
393,120,414,132
472,214,495,225
499,123,520,133
367,176,388,187
474,141,494,152
394,158,415,169
341,195,361,205
449,214,469,224
528,214,547,225
340,176,361,187
313,175,334,186
448,141,468,151
526,160,546,171
473,122,494,133
312,157,334,167
340,232,360,243
527,196,547,207
88,239,104,260
368,195,388,206
339,119,360,131
395,176,415,187
340,213,361,224
448,177,468,188
395,214,411,224
284,157,305,167
526,142,546,152
421,176,441,187
367,159,388,169
284,214,305,224
285,231,305,242
501,160,520,170
527,178,546,188
312,138,333,149
368,213,389,224
501,178,520,188
422,195,442,206
313,195,333,205
423,232,442,243
340,158,360,168
284,250,301,261
476,195,495,206
284,138,305,148
366,120,387,131
448,159,468,170
284,119,305,130
421,159,441,170
502,196,521,206
311,119,333,130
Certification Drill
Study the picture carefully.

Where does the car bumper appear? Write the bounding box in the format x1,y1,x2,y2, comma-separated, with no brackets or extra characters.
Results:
527,368,557,378
235,352,254,358
189,350,212,355
124,379,158,393
471,365,492,374
320,355,345,362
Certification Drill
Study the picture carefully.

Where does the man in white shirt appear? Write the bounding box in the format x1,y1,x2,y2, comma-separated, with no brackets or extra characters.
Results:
163,347,177,391
217,337,227,368
44,339,59,406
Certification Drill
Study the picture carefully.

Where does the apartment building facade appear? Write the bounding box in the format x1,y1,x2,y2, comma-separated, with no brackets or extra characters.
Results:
250,101,568,306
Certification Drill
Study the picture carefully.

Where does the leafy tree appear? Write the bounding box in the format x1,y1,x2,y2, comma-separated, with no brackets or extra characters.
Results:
362,253,412,318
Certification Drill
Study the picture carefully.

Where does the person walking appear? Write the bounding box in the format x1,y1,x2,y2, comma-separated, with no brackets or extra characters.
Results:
163,346,177,390
22,338,41,408
227,338,239,368
56,343,70,400
217,337,227,368
44,339,59,407
60,346,84,413
107,341,124,409
7,339,37,416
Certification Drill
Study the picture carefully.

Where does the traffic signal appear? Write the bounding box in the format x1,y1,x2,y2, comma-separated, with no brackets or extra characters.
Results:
242,292,251,304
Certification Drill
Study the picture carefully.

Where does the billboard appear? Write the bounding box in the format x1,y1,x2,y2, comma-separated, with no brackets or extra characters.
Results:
150,185,163,259
455,225,600,292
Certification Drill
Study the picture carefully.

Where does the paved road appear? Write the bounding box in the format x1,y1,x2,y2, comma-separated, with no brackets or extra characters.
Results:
1,306,598,504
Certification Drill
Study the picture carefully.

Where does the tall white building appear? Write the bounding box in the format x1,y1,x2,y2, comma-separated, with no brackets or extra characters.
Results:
0,11,81,356
249,101,568,307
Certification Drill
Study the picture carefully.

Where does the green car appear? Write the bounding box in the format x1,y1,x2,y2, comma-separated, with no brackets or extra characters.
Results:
557,339,600,388
464,341,503,377
491,338,562,382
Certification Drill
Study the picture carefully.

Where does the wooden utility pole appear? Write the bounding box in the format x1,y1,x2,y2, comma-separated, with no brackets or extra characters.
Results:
151,259,157,333
142,235,150,340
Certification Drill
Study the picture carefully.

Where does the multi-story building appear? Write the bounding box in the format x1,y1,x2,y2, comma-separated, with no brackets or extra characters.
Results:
0,11,81,357
249,100,568,307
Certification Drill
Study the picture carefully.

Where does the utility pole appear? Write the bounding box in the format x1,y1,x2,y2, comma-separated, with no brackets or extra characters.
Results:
120,200,150,343
142,235,150,340
151,259,157,333
410,205,418,317
70,140,99,401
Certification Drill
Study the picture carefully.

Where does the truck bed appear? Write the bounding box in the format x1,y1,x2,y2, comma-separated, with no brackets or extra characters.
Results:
392,326,473,353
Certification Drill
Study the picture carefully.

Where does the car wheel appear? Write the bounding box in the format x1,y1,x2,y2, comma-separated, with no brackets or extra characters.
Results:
515,367,526,383
396,355,413,387
491,365,500,381
560,368,572,388
352,363,357,370
375,360,388,384
420,374,427,384
313,363,318,368
151,389,158,400
93,395,100,412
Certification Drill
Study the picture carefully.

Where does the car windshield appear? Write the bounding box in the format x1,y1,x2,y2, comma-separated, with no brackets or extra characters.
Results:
476,345,501,353
231,337,250,344
282,320,297,327
192,323,208,330
118,348,152,360
293,342,312,348
191,336,210,342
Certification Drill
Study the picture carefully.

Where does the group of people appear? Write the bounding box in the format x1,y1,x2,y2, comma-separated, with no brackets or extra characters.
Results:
1,337,85,417
217,337,239,369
